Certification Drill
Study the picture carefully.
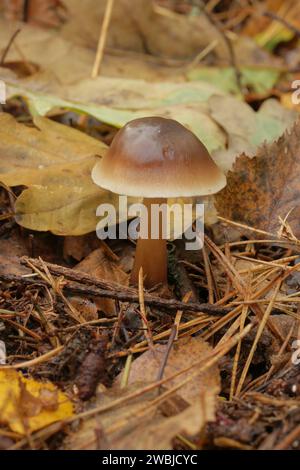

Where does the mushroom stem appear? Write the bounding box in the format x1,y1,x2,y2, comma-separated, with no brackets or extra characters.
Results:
130,198,168,288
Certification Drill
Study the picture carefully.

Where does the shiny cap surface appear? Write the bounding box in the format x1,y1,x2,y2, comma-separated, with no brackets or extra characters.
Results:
92,117,226,197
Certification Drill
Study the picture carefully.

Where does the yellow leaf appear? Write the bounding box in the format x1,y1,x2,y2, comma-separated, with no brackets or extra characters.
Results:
0,370,73,435
0,112,117,236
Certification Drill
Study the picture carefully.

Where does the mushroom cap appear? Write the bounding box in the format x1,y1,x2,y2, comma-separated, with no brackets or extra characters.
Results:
92,117,226,198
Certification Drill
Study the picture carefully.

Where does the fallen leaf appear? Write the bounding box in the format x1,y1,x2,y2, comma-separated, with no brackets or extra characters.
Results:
0,113,206,236
0,369,73,434
242,0,285,38
7,81,297,173
0,113,118,236
7,80,227,154
0,236,30,276
1,0,24,22
0,112,106,186
63,234,99,262
75,247,128,286
215,120,300,237
188,66,281,96
116,336,220,405
68,297,98,322
0,13,224,85
65,384,215,450
60,0,228,60
210,96,297,172
66,336,220,449
60,0,282,74
2,0,66,27
75,247,128,316
1,86,297,236
245,0,300,51
0,5,280,88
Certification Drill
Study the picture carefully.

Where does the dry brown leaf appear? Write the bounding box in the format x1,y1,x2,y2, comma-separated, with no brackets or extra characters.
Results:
243,0,288,37
215,120,300,238
65,384,215,450
0,236,31,276
27,0,67,28
67,336,219,449
116,336,220,405
1,0,66,27
68,297,98,322
0,253,29,276
63,235,93,262
0,3,279,89
1,0,24,21
75,247,129,316
0,18,189,83
63,234,102,262
61,0,228,60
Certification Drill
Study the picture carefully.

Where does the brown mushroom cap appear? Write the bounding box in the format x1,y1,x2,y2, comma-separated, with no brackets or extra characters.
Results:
92,117,226,198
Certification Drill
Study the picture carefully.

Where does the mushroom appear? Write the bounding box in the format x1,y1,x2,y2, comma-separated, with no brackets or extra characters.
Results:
92,117,226,288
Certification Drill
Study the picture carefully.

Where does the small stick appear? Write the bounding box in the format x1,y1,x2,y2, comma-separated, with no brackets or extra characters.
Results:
2,318,42,341
111,304,126,347
112,316,210,357
205,235,285,341
264,323,294,383
138,267,154,350
0,346,64,369
0,28,21,65
156,324,177,383
202,243,214,303
1,270,227,316
274,425,300,450
26,257,85,324
230,302,249,400
197,0,243,92
217,215,277,238
120,353,133,389
91,0,115,78
19,257,229,315
174,291,192,340
235,278,282,396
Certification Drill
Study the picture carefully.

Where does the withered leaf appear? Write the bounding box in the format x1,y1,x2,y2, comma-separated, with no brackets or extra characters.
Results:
65,384,215,450
74,246,129,316
215,120,300,237
116,336,220,405
0,370,73,434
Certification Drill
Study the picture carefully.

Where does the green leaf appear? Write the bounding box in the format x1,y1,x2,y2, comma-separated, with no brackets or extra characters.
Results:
187,66,281,95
